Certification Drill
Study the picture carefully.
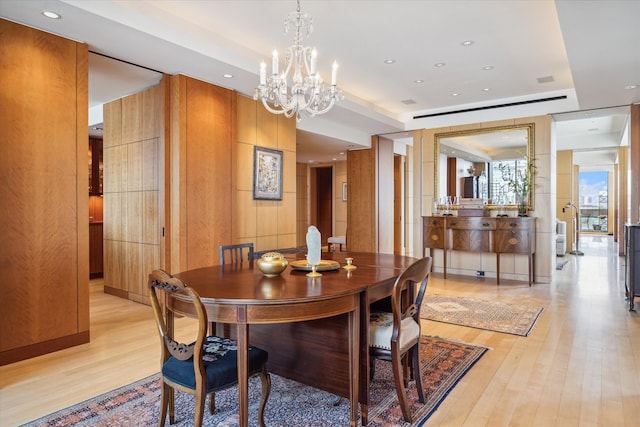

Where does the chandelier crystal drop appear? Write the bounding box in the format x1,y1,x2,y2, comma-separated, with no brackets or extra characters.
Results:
253,0,343,122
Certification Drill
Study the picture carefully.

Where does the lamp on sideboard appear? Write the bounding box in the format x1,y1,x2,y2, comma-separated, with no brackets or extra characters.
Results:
563,201,584,256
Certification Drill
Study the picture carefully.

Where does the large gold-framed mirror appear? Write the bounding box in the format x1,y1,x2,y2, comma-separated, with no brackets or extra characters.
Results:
434,123,535,210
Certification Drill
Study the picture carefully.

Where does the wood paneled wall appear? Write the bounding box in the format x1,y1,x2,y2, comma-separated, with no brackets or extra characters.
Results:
297,163,310,246
235,94,297,252
168,76,234,271
347,136,394,253
0,19,89,365
103,84,163,303
333,161,348,239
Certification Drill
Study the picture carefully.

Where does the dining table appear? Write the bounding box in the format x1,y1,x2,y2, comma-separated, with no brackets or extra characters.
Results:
172,251,417,427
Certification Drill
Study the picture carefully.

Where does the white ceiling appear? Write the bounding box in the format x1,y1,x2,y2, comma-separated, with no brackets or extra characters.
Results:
2,0,638,167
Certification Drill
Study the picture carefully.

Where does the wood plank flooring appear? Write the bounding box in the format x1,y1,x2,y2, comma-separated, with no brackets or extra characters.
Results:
1,235,639,426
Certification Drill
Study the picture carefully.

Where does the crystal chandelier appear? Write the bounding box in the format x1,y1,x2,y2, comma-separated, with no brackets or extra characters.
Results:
253,0,343,122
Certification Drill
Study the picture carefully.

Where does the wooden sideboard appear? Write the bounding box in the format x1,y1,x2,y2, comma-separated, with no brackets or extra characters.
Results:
423,216,536,285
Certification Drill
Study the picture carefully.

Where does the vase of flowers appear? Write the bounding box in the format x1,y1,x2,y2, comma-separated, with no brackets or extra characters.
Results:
498,155,536,217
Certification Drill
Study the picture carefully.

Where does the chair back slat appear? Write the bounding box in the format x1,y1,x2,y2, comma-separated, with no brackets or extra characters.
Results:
219,243,255,264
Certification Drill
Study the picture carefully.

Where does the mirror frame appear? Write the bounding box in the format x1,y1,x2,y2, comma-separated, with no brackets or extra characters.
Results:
434,123,535,210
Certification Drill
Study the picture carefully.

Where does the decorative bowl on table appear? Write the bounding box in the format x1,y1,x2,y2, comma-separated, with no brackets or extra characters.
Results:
257,252,289,277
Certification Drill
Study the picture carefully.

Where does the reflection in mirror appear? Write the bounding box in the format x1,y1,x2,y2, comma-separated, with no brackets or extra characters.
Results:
434,123,535,210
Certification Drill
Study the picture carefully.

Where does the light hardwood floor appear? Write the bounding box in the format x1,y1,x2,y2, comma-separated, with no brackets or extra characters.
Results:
1,235,639,426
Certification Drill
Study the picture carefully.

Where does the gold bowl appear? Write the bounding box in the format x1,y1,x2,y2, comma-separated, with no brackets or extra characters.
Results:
257,252,289,277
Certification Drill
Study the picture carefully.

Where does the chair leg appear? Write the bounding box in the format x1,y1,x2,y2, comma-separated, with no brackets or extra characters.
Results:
257,366,272,427
194,388,206,427
392,352,412,423
369,356,376,380
412,346,425,403
159,383,170,426
167,385,176,425
208,392,215,414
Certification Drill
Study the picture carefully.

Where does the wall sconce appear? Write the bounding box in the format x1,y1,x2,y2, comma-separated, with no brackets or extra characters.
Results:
563,201,584,256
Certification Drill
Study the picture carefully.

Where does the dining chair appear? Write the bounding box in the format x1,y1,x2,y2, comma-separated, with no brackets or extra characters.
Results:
148,269,271,427
368,256,433,423
219,243,254,264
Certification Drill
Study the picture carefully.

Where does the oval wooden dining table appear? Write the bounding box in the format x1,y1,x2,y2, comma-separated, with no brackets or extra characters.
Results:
173,251,417,427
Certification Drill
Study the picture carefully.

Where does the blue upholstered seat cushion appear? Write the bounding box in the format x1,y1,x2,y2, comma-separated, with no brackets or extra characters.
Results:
369,312,420,350
162,336,268,393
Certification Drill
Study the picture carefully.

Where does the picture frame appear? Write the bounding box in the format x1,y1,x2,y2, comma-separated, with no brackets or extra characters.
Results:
342,182,348,201
253,146,283,200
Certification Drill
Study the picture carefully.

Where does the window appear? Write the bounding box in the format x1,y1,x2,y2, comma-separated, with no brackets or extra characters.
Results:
579,171,608,233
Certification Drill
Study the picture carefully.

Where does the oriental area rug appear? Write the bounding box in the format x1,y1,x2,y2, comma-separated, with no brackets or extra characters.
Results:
422,294,543,337
20,336,487,427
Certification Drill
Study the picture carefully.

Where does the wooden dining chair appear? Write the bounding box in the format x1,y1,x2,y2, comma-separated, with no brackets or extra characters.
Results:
219,243,254,264
368,256,433,423
148,269,271,427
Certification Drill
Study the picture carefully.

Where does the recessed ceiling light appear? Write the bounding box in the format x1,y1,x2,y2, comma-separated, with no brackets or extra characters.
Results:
42,11,61,19
461,40,474,46
339,152,344,155
434,62,446,68
482,66,494,71
383,59,395,64
451,93,460,97
308,160,314,163
414,79,424,84
482,88,491,91
223,74,233,78
625,84,638,90
588,128,599,132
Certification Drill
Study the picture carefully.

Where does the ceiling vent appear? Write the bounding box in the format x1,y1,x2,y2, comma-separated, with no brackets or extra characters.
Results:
413,95,567,119
537,75,555,84
401,99,417,105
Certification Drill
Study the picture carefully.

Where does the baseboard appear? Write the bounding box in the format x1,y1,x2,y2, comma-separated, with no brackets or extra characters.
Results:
0,331,90,366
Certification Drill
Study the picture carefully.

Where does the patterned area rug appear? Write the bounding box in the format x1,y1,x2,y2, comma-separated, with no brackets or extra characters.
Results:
20,336,487,427
422,294,543,336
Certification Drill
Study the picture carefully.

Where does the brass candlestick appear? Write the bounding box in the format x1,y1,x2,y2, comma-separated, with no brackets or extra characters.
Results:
343,257,356,271
306,263,322,277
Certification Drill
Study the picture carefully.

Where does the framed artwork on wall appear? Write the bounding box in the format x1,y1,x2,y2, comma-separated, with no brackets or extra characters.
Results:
253,146,283,200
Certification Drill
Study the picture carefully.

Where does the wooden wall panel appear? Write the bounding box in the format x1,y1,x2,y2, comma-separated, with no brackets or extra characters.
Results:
347,147,376,252
297,163,310,246
333,161,348,239
0,19,89,364
183,78,234,270
234,94,297,254
103,83,163,302
103,99,122,148
122,91,143,144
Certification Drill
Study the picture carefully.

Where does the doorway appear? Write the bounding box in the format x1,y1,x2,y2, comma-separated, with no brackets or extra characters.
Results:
579,170,609,234
310,166,333,246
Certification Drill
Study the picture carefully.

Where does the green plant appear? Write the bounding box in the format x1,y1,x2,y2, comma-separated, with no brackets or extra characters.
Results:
498,156,536,213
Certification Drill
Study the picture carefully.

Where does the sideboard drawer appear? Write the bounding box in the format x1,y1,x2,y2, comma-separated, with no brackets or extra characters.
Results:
446,218,494,252
447,217,496,230
497,218,533,231
423,217,446,249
